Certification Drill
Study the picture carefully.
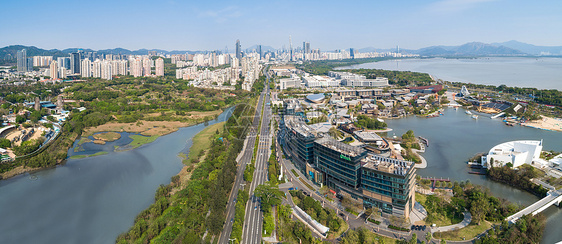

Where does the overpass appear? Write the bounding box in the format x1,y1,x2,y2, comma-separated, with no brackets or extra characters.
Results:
506,189,562,224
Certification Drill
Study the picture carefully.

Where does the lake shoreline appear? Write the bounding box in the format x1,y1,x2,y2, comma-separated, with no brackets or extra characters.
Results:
0,111,224,181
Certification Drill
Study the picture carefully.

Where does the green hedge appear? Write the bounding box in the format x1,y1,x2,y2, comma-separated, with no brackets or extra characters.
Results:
388,225,410,232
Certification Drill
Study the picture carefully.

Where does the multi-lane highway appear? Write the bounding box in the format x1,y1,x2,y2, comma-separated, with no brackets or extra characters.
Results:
241,71,272,244
218,68,271,244
218,74,267,244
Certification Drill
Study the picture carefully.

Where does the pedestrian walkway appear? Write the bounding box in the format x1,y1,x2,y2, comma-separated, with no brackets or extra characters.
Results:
412,148,427,168
431,211,472,233
410,202,428,223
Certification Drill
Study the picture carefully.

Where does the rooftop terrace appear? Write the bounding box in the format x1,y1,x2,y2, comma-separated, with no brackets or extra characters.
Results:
315,136,365,157
362,154,414,176
285,115,316,138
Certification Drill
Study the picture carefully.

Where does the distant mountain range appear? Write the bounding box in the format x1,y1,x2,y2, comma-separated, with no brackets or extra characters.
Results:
1,41,562,63
490,40,562,55
414,42,525,56
359,41,562,57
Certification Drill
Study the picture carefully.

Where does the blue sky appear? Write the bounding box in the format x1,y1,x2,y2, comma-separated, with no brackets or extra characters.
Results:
2,0,561,51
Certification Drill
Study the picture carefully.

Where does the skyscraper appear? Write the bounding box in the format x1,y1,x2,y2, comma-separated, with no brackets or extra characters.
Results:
50,61,58,79
101,61,112,80
142,58,151,76
289,36,293,61
155,58,164,76
350,48,355,59
257,45,262,59
17,49,27,72
81,59,91,77
70,52,81,74
235,39,241,61
92,59,102,78
303,42,310,61
27,58,33,72
130,58,143,77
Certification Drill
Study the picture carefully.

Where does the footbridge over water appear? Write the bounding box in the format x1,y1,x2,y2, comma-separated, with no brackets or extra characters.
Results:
506,189,562,224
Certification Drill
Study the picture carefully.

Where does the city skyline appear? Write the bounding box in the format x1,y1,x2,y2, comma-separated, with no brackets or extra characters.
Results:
2,0,562,51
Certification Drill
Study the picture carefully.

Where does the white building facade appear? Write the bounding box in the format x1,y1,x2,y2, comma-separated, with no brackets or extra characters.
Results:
482,140,543,168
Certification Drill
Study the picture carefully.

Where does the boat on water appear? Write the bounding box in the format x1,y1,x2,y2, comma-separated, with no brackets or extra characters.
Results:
472,115,478,119
465,110,472,115
505,122,514,126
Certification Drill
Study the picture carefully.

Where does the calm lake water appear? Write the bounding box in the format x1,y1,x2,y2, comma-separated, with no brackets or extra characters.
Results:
383,108,562,243
339,57,562,90
0,107,233,244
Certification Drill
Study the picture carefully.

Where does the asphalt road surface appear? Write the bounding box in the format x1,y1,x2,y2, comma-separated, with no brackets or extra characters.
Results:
217,71,267,244
241,71,273,244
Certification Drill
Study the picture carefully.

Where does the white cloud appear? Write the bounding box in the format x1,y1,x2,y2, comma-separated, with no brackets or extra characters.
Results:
429,0,498,13
199,6,243,23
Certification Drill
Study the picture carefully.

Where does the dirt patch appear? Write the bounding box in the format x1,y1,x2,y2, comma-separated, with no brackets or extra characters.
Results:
83,120,191,137
83,109,222,137
93,140,106,145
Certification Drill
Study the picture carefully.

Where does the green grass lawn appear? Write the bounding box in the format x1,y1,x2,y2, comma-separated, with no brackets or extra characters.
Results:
291,169,299,177
69,151,108,159
416,192,463,226
77,137,92,145
187,122,225,163
416,192,427,203
128,135,160,149
93,132,121,142
434,221,492,241
299,177,314,191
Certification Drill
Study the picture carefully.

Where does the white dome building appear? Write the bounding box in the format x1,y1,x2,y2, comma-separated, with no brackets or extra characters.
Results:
482,140,543,168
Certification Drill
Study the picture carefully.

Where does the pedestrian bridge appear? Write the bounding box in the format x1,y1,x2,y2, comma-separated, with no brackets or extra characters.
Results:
506,189,562,224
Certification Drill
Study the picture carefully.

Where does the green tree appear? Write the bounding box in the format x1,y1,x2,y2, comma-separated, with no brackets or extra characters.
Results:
410,233,417,244
254,182,283,213
16,115,26,124
0,138,11,148
470,194,490,225
328,127,342,139
29,110,42,123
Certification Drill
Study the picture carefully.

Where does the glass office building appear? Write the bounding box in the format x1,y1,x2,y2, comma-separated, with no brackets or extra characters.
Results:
314,137,367,198
361,155,416,218
280,117,416,218
282,116,317,171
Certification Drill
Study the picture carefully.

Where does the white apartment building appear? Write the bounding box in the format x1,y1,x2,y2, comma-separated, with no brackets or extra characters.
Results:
81,59,91,77
155,58,164,76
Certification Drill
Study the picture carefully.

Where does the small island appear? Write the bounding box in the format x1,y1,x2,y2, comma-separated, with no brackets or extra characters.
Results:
92,132,121,142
